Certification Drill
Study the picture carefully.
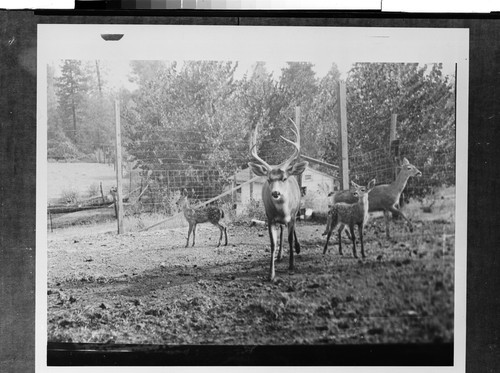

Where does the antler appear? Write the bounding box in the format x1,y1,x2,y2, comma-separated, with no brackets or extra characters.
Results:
250,118,301,171
277,118,301,170
250,123,272,171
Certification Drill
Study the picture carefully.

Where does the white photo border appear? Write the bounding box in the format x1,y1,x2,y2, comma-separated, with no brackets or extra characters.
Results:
37,24,468,373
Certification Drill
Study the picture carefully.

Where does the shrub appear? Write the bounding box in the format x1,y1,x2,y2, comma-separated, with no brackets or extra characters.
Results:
47,132,85,161
87,183,101,198
60,188,80,204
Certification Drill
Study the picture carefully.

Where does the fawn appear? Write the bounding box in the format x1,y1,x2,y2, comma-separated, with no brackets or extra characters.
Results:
176,190,228,248
323,179,376,258
332,157,422,239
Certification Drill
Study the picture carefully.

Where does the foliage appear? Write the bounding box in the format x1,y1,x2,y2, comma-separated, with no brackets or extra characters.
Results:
123,61,248,200
48,60,115,161
341,63,455,197
60,187,80,204
49,59,455,207
242,198,267,221
47,130,86,161
55,60,90,142
87,183,101,198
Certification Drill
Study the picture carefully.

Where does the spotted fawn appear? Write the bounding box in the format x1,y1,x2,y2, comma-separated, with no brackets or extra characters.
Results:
176,191,228,248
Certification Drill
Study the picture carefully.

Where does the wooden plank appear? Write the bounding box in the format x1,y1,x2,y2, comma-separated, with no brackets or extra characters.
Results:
301,155,339,170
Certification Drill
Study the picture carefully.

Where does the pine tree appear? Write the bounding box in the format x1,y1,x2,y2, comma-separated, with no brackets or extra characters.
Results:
55,60,90,143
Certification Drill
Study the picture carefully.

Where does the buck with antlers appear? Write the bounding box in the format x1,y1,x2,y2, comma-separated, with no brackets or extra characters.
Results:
248,119,308,281
332,157,422,239
176,189,228,248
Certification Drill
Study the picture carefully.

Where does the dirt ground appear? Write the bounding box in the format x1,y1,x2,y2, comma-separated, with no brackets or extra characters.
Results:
47,215,455,346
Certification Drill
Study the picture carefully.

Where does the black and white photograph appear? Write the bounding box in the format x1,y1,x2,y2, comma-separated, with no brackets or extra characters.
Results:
36,24,468,369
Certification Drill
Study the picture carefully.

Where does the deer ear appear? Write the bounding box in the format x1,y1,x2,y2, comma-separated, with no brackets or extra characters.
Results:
351,180,361,189
248,162,269,177
402,157,410,166
367,178,376,190
288,161,308,176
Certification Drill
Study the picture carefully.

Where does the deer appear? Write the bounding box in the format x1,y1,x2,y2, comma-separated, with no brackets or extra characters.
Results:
248,119,308,281
176,189,228,248
323,179,376,258
331,157,422,239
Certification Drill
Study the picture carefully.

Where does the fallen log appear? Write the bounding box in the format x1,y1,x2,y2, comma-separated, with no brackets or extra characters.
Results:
48,202,111,215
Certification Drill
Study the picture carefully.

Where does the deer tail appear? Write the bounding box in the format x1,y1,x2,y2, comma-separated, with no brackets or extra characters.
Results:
220,208,225,219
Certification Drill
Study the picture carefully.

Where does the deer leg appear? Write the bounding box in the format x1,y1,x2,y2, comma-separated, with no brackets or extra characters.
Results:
384,210,391,239
293,229,300,254
337,228,343,256
349,224,357,258
287,222,296,272
341,224,352,241
191,223,196,246
215,223,223,247
389,206,413,232
223,224,228,246
323,224,334,255
277,225,284,261
359,223,366,259
214,221,227,247
268,223,280,281
337,229,344,255
186,223,194,248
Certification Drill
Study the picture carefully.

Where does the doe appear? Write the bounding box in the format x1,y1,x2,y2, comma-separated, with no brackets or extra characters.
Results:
176,189,228,248
323,179,376,258
332,157,422,239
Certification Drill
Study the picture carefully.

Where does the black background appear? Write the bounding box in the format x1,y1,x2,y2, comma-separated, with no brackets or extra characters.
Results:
1,10,498,372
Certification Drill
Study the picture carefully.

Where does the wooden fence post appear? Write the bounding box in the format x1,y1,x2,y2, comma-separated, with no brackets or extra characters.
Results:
100,182,105,204
390,113,400,181
295,106,302,189
114,99,124,234
337,81,349,190
248,124,253,201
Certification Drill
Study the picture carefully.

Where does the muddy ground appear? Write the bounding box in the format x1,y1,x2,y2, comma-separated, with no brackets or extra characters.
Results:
47,215,454,348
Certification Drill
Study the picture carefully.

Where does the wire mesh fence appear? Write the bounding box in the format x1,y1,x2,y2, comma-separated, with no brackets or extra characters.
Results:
346,141,456,241
48,123,456,242
348,142,455,201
